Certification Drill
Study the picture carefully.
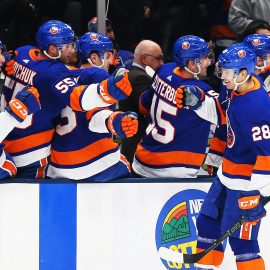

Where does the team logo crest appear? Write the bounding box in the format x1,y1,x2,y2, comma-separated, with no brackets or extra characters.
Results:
227,118,235,148
252,38,262,46
182,41,190,50
90,33,99,41
156,189,206,270
49,26,59,35
238,49,246,58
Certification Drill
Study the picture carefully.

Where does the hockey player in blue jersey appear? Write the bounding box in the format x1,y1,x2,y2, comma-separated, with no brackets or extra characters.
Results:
47,32,138,181
1,20,133,179
176,43,269,269
243,34,270,92
206,34,270,176
0,85,41,179
132,35,217,178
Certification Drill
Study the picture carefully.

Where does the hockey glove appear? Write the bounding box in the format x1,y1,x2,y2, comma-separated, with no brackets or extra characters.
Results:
98,73,132,104
6,86,41,122
176,85,205,110
0,147,17,179
107,111,138,139
238,190,266,223
2,50,18,75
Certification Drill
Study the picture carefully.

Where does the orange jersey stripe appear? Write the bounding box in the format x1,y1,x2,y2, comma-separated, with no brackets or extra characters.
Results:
51,138,118,165
3,129,54,154
222,157,253,177
253,156,270,171
135,144,205,167
120,154,131,170
209,137,226,153
3,160,17,177
36,157,48,179
70,85,87,111
215,99,226,125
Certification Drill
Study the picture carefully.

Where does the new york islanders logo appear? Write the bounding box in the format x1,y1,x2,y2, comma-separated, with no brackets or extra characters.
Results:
252,38,262,47
90,33,99,41
156,189,206,270
49,26,59,35
182,41,190,50
227,118,235,148
238,49,246,58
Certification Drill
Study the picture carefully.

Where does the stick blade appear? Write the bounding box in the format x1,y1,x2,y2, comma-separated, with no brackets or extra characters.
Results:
158,247,184,263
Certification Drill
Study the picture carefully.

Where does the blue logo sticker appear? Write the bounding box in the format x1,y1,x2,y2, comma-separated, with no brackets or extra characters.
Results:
156,189,206,270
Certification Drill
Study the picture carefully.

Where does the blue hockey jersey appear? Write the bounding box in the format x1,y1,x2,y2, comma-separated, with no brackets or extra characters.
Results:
132,62,215,178
47,67,131,181
1,46,110,173
196,75,270,194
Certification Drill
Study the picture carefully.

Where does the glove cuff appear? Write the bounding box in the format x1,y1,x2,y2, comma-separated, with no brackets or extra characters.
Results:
98,79,117,104
6,98,28,122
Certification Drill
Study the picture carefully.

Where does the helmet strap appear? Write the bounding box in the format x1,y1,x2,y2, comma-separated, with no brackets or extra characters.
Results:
233,74,250,90
43,50,61,60
87,57,105,69
184,64,201,80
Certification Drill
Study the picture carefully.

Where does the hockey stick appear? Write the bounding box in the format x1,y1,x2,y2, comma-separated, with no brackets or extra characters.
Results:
158,196,270,264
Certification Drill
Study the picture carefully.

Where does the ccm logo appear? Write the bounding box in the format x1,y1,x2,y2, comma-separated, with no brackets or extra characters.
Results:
239,195,260,210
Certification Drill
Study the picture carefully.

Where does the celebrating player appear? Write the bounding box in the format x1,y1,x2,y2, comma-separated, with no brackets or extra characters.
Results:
47,32,138,181
132,35,216,178
1,20,133,178
176,43,269,270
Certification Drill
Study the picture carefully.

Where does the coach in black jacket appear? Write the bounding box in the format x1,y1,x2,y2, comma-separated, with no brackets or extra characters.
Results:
119,40,163,166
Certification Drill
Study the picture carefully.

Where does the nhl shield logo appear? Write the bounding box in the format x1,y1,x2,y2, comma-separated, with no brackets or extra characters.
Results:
238,49,246,58
182,41,190,50
49,26,59,35
252,38,262,46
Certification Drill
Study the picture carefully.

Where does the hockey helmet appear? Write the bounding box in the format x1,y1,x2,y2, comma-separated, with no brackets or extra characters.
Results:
173,35,210,67
36,20,76,51
78,32,113,62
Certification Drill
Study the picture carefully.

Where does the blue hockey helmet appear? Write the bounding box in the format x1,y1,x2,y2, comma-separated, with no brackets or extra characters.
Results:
36,20,76,51
243,34,270,63
78,32,114,62
218,43,256,76
172,35,210,67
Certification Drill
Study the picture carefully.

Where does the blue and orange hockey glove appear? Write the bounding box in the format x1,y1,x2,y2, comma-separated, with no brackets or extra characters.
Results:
2,50,18,75
98,72,132,104
107,111,138,139
238,190,266,224
6,86,41,122
0,146,17,179
176,85,205,109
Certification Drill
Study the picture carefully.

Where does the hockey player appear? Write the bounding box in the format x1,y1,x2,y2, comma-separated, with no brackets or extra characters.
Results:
47,32,138,181
132,35,216,178
206,33,270,176
1,20,133,178
176,43,269,270
0,85,41,179
243,33,270,91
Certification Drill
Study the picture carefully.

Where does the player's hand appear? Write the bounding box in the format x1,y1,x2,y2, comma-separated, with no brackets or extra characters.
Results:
0,147,17,178
176,85,205,109
238,190,266,224
6,86,41,122
2,50,18,76
98,73,132,104
107,111,138,139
